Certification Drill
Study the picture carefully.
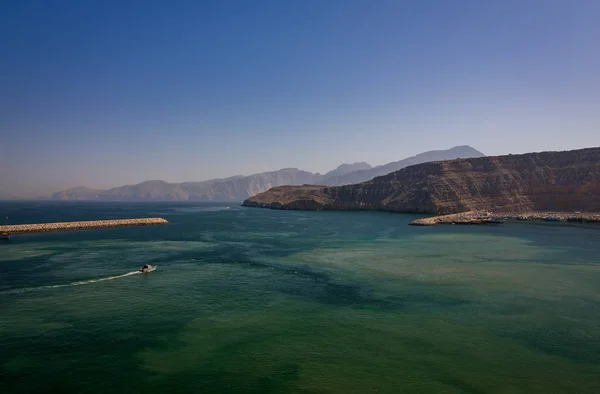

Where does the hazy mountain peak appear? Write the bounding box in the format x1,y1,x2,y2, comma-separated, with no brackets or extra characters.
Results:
325,162,372,178
275,168,301,172
322,146,485,186
136,180,169,186
435,145,485,157
70,186,98,192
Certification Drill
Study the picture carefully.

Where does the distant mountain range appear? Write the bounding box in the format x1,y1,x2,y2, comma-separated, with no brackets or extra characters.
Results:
50,145,485,201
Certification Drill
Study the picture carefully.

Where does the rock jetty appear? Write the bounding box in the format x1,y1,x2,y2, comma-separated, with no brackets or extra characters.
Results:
409,211,497,226
409,211,600,226
0,218,169,239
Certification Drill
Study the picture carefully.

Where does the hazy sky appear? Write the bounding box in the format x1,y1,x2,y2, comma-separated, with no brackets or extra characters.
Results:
2,0,599,198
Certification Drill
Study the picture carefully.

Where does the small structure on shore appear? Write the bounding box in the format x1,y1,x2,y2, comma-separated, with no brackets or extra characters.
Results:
0,218,169,240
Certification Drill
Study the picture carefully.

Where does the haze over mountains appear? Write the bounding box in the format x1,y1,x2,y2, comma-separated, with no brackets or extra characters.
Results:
50,146,484,202
322,146,484,186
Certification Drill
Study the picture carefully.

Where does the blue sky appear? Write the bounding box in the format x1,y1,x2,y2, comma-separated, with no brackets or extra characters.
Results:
1,0,599,197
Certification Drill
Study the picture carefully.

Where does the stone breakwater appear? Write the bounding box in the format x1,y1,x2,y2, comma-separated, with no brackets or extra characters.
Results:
0,218,169,237
409,211,600,226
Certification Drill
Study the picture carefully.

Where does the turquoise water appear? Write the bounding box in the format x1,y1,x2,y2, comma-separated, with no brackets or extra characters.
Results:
1,201,599,393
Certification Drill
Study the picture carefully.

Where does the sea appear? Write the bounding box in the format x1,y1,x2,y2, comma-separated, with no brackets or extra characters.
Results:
1,201,599,393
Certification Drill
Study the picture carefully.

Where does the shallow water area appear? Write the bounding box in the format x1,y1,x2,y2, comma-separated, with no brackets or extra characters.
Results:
1,201,599,393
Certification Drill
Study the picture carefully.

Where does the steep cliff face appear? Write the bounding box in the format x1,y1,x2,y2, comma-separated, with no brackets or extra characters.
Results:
243,147,600,214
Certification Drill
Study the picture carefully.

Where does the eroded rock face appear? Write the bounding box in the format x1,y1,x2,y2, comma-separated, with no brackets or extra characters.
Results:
243,147,600,214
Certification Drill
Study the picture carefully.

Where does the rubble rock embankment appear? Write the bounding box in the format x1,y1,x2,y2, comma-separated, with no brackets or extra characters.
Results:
409,211,600,226
0,218,169,237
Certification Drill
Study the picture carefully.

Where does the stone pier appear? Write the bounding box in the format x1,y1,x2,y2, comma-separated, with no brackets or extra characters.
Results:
409,211,600,226
0,218,169,239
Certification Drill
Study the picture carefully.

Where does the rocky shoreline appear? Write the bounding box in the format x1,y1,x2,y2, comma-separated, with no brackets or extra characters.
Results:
409,211,600,226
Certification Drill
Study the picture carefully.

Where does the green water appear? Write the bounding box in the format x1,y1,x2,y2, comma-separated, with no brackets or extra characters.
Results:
1,202,599,393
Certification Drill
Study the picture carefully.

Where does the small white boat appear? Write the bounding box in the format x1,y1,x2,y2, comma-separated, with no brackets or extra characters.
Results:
139,264,157,273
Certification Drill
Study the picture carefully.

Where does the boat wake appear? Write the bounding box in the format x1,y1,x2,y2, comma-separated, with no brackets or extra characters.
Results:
70,270,142,286
0,271,142,295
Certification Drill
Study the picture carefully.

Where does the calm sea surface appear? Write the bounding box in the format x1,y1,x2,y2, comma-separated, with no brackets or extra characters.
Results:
1,201,599,393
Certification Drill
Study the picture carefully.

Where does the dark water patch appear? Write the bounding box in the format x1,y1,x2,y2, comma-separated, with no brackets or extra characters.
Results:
436,377,487,394
383,293,472,310
275,268,376,307
401,336,438,353
0,303,199,393
512,328,600,364
475,253,600,266
0,371,80,394
209,257,475,312
482,302,533,316
142,364,304,394
192,255,377,307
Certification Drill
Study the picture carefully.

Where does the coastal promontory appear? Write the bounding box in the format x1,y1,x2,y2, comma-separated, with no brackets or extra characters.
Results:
243,147,600,214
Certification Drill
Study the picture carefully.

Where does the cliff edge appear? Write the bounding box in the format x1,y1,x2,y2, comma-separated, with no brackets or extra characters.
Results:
243,147,600,214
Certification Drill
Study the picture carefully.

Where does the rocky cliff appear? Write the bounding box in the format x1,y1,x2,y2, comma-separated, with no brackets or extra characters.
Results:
243,147,600,214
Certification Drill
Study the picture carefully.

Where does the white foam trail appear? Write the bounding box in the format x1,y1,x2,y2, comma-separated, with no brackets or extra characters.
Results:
69,270,141,286
1,271,142,295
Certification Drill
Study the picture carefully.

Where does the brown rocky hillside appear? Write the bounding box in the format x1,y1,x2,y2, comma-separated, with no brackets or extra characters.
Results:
243,147,600,214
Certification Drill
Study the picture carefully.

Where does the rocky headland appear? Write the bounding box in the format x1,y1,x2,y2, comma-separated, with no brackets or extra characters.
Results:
243,147,600,216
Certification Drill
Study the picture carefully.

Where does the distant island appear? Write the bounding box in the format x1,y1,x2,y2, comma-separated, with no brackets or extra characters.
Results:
49,146,484,202
242,147,600,215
